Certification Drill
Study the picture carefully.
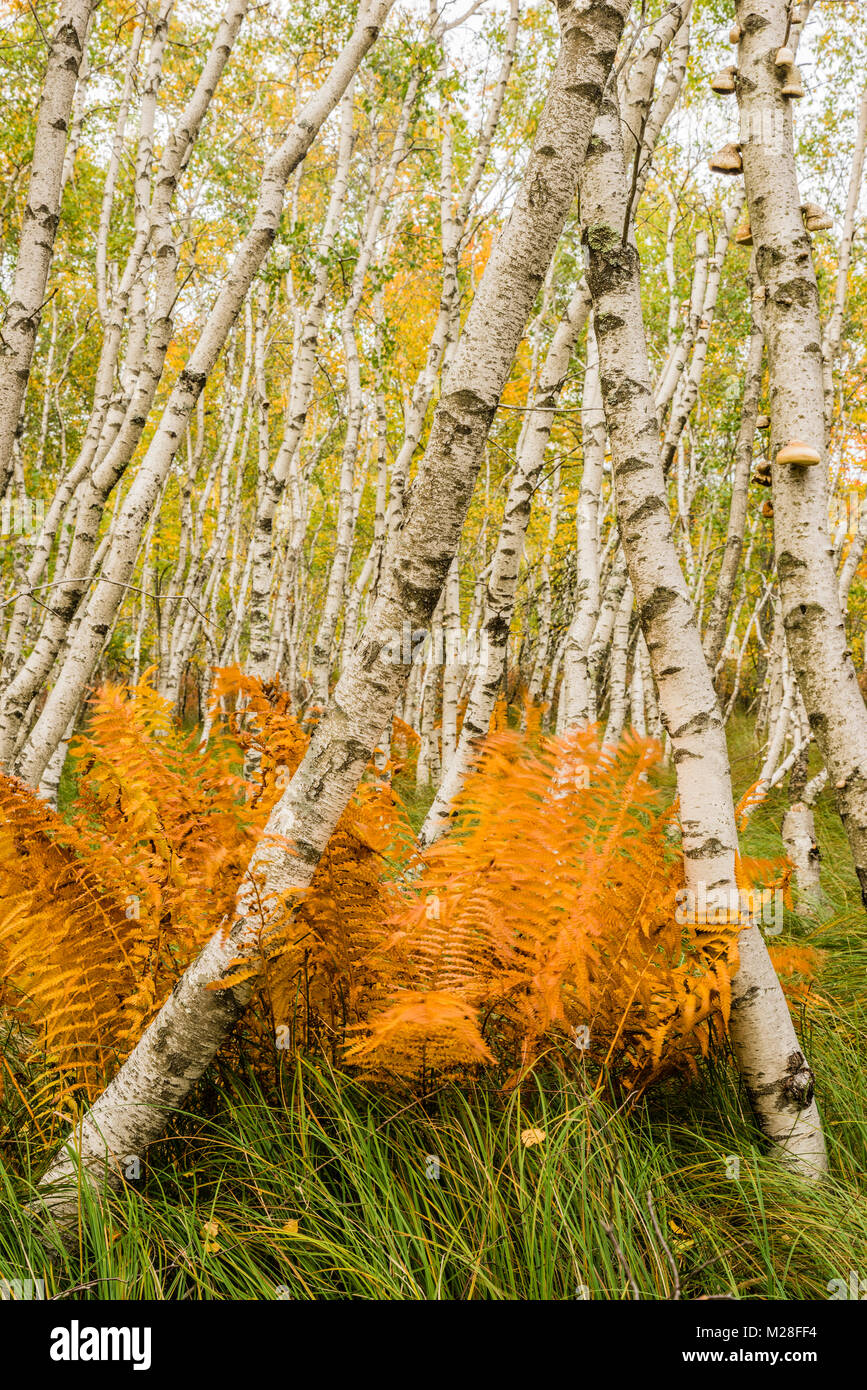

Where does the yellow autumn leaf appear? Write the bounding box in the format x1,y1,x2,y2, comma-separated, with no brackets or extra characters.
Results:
521,1127,546,1148
668,1217,694,1253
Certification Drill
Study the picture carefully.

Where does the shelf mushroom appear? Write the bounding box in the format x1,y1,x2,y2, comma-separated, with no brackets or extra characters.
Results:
711,65,737,95
776,440,822,467
761,499,774,518
708,141,743,175
753,462,773,487
729,22,741,44
781,66,805,98
802,202,833,233
755,413,771,430
735,220,753,246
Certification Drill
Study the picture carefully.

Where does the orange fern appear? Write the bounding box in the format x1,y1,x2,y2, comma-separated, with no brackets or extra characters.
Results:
1,676,771,1112
345,728,742,1090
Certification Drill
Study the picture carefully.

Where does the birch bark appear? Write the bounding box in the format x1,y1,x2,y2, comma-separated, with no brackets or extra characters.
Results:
821,86,867,443
0,0,99,502
246,88,356,679
419,281,590,846
561,321,606,727
736,0,867,909
581,91,825,1172
702,284,765,670
307,91,418,699
423,0,693,820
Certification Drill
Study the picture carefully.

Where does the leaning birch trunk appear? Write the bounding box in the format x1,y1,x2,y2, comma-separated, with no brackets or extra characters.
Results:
580,91,825,1172
559,1,696,726
37,0,633,1219
0,0,98,502
736,0,867,910
14,0,398,789
418,280,591,847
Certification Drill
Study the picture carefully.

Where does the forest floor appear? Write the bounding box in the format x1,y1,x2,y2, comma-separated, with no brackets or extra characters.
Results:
1,717,865,1300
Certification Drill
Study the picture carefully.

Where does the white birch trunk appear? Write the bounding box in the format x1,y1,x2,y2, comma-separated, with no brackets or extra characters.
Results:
418,281,591,845
0,0,98,501
602,578,633,746
821,85,867,442
737,0,867,910
581,90,825,1173
440,558,462,768
702,284,765,670
561,323,605,728
247,91,356,679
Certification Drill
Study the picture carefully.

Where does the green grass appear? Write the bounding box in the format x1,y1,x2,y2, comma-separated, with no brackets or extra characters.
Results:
391,771,435,834
2,1028,866,1300
2,712,866,1300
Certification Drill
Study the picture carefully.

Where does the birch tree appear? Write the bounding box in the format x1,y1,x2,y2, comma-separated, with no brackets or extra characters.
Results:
0,0,98,503
736,0,867,908
580,89,825,1172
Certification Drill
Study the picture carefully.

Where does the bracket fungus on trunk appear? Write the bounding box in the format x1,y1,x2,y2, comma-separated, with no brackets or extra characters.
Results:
753,461,773,487
773,44,803,97
775,439,823,467
711,65,737,95
802,201,833,233
781,67,805,99
708,141,743,174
